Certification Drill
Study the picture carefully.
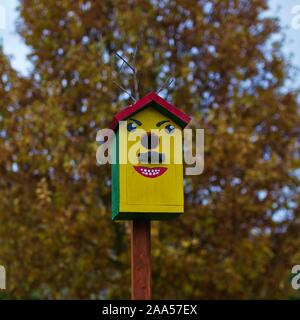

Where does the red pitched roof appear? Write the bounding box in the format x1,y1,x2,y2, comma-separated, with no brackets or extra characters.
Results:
109,92,191,131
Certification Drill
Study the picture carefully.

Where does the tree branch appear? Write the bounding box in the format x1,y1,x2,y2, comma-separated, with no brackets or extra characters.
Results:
157,77,175,94
115,52,135,72
112,80,136,102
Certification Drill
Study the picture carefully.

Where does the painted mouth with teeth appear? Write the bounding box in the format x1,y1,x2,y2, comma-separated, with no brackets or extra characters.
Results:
134,166,167,178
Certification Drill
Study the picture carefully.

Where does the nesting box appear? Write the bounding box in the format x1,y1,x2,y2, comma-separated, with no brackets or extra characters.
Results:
110,92,191,220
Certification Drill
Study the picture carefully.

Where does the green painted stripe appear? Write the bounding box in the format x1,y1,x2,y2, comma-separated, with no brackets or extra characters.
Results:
111,131,120,220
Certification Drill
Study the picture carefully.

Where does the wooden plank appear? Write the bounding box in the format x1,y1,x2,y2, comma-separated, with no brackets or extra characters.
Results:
131,220,151,300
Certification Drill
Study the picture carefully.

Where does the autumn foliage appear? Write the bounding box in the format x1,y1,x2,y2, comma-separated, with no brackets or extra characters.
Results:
0,0,300,299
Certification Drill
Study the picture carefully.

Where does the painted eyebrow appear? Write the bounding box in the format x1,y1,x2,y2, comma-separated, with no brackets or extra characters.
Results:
129,118,142,126
156,120,170,127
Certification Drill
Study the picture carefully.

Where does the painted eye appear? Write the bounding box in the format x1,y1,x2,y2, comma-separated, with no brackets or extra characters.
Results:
127,122,137,132
164,124,175,134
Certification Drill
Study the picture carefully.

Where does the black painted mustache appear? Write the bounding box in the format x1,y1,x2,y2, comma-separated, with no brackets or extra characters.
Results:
138,152,165,164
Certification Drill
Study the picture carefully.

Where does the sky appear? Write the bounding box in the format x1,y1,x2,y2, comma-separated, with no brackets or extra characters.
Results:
0,0,31,74
0,0,300,80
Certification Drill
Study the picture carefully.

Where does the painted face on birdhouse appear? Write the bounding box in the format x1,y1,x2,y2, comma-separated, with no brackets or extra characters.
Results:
118,107,184,213
126,108,177,179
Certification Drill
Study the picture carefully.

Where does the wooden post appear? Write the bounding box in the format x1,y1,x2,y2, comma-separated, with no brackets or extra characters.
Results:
131,220,151,300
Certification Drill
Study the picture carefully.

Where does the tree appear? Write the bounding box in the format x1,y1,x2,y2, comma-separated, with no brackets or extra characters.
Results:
0,0,299,298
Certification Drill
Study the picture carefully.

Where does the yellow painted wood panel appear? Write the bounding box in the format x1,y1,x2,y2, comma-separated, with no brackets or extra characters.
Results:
119,106,184,213
126,164,183,206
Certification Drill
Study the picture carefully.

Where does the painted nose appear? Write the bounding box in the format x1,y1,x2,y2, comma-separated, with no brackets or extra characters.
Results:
141,132,159,149
138,151,165,164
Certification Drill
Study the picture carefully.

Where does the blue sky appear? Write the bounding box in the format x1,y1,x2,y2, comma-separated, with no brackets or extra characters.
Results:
0,0,300,81
0,0,31,74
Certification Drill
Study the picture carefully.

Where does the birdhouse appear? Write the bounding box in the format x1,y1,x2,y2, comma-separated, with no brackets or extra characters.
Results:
110,92,191,220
